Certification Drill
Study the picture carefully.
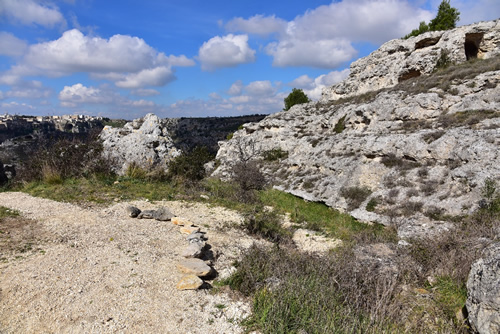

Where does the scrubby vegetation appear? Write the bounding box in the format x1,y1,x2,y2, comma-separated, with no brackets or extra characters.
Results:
404,0,460,39
284,88,310,111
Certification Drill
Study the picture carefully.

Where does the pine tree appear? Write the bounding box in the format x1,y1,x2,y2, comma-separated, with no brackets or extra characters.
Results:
429,0,460,31
283,88,310,111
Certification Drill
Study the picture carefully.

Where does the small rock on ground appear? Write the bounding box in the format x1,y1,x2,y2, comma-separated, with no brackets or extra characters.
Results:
177,258,212,277
176,275,204,290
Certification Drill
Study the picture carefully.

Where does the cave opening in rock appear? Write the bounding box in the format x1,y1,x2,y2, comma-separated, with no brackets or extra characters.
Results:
465,33,484,60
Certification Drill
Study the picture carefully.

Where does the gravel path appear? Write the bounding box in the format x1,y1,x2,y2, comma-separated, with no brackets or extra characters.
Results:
0,192,261,334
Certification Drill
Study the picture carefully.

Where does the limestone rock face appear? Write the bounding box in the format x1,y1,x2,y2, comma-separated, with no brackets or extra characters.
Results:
321,20,500,102
100,113,181,175
467,243,500,334
213,28,500,236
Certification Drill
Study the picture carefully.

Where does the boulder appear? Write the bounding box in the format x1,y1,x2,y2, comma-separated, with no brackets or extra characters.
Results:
126,206,141,218
137,210,156,219
100,113,181,175
180,242,205,258
177,258,212,277
176,274,204,290
154,206,175,221
466,242,500,334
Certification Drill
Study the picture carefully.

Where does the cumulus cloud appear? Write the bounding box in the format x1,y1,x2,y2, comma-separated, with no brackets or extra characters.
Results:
58,83,159,112
198,34,256,71
59,83,114,106
227,0,433,68
289,69,350,100
246,80,276,96
225,15,287,37
266,38,357,68
3,29,194,89
115,66,175,88
0,32,28,57
0,0,66,28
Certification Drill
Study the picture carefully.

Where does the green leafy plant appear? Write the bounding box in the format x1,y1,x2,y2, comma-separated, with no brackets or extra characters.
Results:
283,88,310,111
403,0,460,39
167,146,214,182
262,148,288,162
334,115,346,134
341,186,372,211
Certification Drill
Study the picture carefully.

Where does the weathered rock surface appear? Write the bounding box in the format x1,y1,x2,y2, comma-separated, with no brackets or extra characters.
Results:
467,242,500,334
100,113,181,175
154,206,175,221
176,274,204,290
177,258,212,277
181,243,205,258
126,206,141,218
213,21,500,237
321,20,500,102
137,209,157,219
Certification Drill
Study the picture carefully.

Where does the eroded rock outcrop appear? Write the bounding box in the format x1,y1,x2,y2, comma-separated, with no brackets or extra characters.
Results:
467,242,500,334
101,113,181,175
322,20,500,102
213,21,500,237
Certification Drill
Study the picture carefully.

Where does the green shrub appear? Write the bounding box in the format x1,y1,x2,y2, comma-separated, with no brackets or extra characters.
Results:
167,146,214,182
125,162,148,180
243,207,291,243
16,131,115,183
334,115,346,134
225,244,403,333
341,186,372,210
0,206,20,219
435,50,452,70
403,0,459,39
366,198,378,212
283,88,310,111
262,148,288,162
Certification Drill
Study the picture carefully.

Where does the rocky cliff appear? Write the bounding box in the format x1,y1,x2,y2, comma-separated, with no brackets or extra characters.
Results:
213,20,500,237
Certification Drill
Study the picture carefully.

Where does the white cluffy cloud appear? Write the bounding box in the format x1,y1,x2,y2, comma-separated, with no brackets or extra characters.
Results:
225,0,433,68
59,83,157,110
198,34,256,71
2,29,195,89
289,70,350,100
0,0,66,27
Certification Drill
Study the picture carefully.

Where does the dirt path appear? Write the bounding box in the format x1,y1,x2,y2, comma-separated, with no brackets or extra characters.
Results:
0,192,260,334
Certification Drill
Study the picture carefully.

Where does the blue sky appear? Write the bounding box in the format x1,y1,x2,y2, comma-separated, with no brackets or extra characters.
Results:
0,0,498,119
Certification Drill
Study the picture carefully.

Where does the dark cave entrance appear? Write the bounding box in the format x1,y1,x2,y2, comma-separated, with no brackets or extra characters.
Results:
464,33,484,60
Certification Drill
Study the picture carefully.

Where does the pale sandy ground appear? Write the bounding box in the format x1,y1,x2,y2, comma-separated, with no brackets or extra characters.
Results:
0,192,265,334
